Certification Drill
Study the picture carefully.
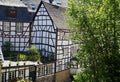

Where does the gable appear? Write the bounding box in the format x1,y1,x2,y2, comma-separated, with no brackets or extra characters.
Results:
33,1,69,30
31,1,57,56
33,2,56,29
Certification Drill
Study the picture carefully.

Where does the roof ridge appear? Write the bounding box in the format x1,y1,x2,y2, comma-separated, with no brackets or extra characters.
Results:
0,0,27,7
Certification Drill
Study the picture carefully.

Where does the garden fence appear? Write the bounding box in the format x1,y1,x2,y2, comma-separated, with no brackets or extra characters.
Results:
2,62,55,82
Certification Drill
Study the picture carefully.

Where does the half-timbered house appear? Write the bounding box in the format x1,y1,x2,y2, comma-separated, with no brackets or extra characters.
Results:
0,0,34,52
0,0,76,68
0,0,74,68
32,1,73,74
0,0,79,81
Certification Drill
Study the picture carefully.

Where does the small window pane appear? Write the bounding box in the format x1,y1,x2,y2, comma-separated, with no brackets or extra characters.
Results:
16,22,23,33
3,22,10,31
4,38,9,43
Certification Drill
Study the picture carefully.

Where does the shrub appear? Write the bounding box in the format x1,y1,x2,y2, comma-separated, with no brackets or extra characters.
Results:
17,79,32,82
3,41,13,58
10,77,32,82
26,45,40,61
17,54,27,61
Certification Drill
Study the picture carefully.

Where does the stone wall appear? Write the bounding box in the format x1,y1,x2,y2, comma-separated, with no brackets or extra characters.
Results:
36,69,71,82
55,69,71,82
36,75,54,82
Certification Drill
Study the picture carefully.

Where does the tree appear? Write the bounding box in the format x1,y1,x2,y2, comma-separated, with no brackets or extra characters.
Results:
66,0,120,82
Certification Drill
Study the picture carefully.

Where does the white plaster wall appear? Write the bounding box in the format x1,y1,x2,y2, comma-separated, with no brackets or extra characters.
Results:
0,21,30,51
32,4,56,54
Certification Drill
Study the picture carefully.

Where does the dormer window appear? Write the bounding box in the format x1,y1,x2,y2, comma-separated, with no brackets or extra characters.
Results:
30,4,36,10
56,0,62,5
49,0,53,3
8,9,16,18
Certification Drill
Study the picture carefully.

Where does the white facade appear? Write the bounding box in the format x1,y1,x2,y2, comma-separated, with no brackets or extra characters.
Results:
0,21,30,51
32,4,56,56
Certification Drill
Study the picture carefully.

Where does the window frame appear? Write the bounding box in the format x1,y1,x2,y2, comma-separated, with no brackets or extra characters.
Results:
3,22,10,31
16,22,23,33
8,9,17,18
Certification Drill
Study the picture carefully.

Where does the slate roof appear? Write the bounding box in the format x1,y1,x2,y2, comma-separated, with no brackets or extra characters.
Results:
43,0,69,7
0,0,26,7
44,1,69,30
0,0,34,22
0,0,69,29
22,0,69,29
21,0,41,12
36,1,69,30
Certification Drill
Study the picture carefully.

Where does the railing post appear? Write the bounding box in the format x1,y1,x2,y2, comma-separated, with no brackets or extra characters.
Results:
34,65,37,82
29,65,37,82
54,61,56,82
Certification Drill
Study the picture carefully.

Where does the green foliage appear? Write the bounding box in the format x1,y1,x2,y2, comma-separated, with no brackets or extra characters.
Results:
26,45,40,61
3,41,13,58
17,79,31,82
17,54,27,61
66,0,120,82
10,77,32,82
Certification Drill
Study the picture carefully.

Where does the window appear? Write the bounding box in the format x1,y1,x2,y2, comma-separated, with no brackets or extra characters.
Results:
63,47,68,55
16,22,23,33
3,22,10,31
64,61,70,69
71,60,78,69
49,0,53,3
30,4,36,10
58,32,63,40
46,64,53,75
56,0,62,4
8,9,16,18
58,61,62,71
4,38,9,42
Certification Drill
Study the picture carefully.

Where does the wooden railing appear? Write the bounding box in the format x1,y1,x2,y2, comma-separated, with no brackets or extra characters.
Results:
2,62,55,82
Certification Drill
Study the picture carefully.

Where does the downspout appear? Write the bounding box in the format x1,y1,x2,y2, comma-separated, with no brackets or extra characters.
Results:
54,27,58,82
29,22,32,48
